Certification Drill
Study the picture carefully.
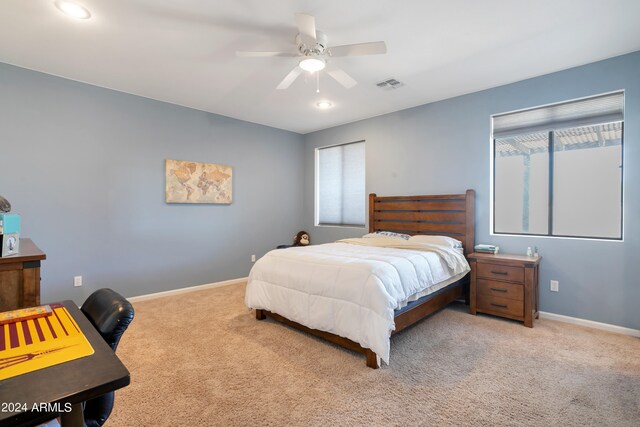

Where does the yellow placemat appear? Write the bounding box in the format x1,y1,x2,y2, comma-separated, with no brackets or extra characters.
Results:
0,304,95,380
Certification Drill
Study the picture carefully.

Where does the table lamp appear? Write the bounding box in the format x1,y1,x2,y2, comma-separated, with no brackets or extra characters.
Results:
0,195,10,213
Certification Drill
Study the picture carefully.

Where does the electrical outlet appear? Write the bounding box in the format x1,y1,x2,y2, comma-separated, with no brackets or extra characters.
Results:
550,280,559,292
74,276,83,287
251,254,256,262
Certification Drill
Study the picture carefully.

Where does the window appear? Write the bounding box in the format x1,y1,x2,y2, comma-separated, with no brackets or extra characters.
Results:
316,140,365,227
492,92,623,240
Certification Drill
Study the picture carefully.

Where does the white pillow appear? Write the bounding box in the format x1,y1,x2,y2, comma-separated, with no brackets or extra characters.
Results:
362,231,411,240
408,235,463,248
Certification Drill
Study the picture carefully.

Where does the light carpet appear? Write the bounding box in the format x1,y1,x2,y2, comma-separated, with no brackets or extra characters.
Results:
109,283,640,426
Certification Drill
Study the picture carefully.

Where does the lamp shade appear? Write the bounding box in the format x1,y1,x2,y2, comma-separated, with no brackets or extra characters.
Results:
0,196,11,213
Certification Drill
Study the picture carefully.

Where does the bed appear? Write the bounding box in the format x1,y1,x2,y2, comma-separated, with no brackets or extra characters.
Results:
245,190,475,368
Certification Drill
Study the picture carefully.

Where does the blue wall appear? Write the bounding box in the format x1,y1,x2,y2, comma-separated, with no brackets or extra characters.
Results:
2,51,638,330
0,62,305,304
303,51,640,330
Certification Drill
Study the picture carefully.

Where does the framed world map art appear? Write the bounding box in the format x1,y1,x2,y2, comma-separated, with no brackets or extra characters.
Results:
165,159,232,204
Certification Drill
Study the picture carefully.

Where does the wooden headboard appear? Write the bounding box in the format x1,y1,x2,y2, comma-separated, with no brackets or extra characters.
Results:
368,190,475,255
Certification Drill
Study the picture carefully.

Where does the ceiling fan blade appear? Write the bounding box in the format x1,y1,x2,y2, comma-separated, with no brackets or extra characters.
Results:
327,68,357,89
329,41,387,57
276,66,303,90
295,13,317,46
236,51,298,57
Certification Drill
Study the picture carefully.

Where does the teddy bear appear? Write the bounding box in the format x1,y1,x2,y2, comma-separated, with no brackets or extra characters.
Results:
293,231,310,247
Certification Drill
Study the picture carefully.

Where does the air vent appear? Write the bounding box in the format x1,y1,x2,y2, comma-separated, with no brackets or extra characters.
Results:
376,78,404,90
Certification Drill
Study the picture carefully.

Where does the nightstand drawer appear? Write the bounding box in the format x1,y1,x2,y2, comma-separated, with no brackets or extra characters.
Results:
477,279,523,301
477,263,524,283
477,294,523,318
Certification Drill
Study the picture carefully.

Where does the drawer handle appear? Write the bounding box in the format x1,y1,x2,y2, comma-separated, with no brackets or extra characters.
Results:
491,271,508,275
491,303,508,309
490,288,507,293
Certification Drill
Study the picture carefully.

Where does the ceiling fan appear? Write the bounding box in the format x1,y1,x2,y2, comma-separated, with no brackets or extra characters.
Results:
236,13,387,90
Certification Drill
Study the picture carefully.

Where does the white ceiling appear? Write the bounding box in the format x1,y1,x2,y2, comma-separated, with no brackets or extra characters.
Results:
1,0,639,134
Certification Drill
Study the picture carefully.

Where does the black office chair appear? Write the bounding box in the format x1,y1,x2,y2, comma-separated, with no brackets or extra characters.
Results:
80,288,134,427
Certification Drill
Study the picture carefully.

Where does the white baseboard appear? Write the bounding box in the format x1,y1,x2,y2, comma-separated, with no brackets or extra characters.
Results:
539,311,640,337
128,277,247,303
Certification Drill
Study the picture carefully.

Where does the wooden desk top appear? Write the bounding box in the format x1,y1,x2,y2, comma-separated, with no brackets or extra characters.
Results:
0,300,130,427
0,238,46,264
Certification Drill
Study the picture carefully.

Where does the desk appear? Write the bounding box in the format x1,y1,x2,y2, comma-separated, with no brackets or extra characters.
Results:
0,239,46,311
0,300,130,427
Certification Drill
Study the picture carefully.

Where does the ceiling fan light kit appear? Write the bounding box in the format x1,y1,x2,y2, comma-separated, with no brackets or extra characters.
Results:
54,1,91,19
236,13,387,91
299,57,325,72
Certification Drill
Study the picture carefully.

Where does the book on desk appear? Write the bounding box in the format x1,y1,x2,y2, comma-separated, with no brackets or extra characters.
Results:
474,244,500,254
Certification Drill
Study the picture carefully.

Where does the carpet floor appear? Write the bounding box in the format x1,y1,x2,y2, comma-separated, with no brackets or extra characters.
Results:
109,283,640,426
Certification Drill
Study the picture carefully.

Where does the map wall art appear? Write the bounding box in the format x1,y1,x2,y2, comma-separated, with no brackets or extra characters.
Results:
165,159,232,204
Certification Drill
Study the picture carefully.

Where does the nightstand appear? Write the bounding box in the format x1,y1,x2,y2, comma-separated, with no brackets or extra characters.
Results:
468,252,541,327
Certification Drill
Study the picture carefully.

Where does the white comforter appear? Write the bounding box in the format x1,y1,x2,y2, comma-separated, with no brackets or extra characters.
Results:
245,238,470,364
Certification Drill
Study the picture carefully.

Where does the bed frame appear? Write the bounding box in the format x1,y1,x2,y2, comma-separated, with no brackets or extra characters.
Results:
256,189,475,368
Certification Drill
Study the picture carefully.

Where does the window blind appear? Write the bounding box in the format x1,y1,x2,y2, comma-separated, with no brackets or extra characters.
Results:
493,91,624,138
317,141,365,226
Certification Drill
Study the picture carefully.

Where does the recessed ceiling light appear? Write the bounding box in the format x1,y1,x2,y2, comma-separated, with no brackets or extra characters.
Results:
299,58,326,73
316,101,333,109
54,1,91,19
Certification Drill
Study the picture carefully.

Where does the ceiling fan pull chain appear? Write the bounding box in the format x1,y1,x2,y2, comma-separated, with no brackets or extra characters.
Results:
316,72,320,93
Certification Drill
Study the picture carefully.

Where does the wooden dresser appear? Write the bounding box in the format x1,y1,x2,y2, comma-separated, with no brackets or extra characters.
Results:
0,239,46,311
468,252,541,327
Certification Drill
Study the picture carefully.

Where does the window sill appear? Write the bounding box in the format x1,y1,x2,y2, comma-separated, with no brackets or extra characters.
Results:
315,224,367,229
490,232,624,243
